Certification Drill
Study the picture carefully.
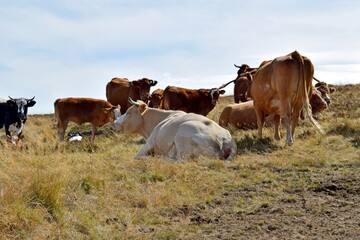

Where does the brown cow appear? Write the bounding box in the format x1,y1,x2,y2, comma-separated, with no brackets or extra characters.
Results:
148,88,164,108
219,88,328,130
313,77,336,105
54,97,120,141
250,51,322,144
106,77,157,114
234,73,253,103
161,86,225,116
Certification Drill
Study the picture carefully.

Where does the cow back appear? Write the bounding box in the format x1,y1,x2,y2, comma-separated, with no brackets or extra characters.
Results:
54,98,114,127
162,86,219,116
106,78,134,114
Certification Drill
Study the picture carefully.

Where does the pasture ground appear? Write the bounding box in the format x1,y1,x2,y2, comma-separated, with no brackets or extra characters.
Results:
0,84,359,239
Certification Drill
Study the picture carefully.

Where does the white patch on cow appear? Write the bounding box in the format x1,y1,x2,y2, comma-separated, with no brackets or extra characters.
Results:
210,89,218,105
270,99,281,112
114,113,126,131
9,123,24,136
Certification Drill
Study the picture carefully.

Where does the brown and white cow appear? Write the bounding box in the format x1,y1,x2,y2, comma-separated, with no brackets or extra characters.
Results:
250,51,322,144
54,97,120,141
114,98,237,160
106,77,157,114
148,88,164,108
313,77,336,106
161,86,225,116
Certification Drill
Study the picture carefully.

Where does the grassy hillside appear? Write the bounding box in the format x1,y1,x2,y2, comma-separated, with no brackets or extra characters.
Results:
0,84,359,239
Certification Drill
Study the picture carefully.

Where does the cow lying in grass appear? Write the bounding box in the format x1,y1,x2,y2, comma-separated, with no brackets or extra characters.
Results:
114,98,237,160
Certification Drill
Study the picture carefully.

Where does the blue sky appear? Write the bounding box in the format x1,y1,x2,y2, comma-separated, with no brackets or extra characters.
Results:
1,0,359,113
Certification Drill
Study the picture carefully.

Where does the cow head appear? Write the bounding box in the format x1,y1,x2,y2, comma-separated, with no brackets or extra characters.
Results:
314,82,336,105
310,87,328,114
208,88,226,105
148,88,164,108
103,104,121,123
7,96,36,124
131,78,158,103
114,98,147,132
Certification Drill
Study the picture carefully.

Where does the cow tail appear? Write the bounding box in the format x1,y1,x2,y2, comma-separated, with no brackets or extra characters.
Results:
293,51,324,134
54,99,60,118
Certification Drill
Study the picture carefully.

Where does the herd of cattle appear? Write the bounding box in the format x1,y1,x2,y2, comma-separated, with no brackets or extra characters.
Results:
1,51,336,160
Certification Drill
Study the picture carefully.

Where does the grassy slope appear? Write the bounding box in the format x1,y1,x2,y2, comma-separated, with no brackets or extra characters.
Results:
0,84,359,239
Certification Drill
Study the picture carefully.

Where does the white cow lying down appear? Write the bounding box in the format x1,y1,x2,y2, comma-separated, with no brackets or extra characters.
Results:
114,98,237,160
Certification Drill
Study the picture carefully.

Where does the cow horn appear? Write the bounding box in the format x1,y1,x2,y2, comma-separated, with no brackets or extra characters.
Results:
28,96,35,101
234,64,241,68
8,96,15,101
219,79,236,89
313,77,320,83
128,97,140,106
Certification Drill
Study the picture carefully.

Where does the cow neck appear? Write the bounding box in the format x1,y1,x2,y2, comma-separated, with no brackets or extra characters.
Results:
140,108,173,138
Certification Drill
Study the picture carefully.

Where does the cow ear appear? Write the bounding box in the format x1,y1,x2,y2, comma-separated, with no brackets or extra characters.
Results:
27,100,36,107
330,87,336,93
138,103,147,114
219,90,226,95
150,80,158,86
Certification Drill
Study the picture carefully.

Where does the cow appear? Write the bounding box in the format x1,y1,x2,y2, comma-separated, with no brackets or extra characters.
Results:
0,96,36,142
106,77,158,114
250,51,322,144
114,98,237,160
161,85,226,116
219,89,328,130
234,73,253,103
54,97,120,141
148,88,164,108
313,77,336,105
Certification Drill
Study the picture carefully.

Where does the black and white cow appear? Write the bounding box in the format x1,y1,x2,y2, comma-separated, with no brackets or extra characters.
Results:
0,96,36,142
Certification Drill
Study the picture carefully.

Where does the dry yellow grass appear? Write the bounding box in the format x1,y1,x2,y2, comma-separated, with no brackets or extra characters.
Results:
0,84,359,239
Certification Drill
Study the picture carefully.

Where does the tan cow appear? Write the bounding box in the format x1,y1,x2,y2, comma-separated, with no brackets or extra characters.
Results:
54,97,120,141
219,89,328,129
250,51,322,144
114,98,237,160
106,77,157,114
148,88,164,108
161,85,225,116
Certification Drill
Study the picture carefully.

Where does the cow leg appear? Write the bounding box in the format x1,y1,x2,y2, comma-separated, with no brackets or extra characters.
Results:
273,114,281,140
135,141,154,159
254,107,265,138
58,120,68,141
291,111,301,142
91,125,98,141
283,112,294,145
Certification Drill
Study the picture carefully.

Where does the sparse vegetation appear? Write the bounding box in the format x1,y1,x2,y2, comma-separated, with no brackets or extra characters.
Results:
0,84,359,239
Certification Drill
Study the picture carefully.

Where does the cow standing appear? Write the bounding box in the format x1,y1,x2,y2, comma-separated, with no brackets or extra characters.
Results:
0,96,36,142
161,86,225,116
251,51,322,144
54,97,120,141
106,77,158,114
114,98,236,160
